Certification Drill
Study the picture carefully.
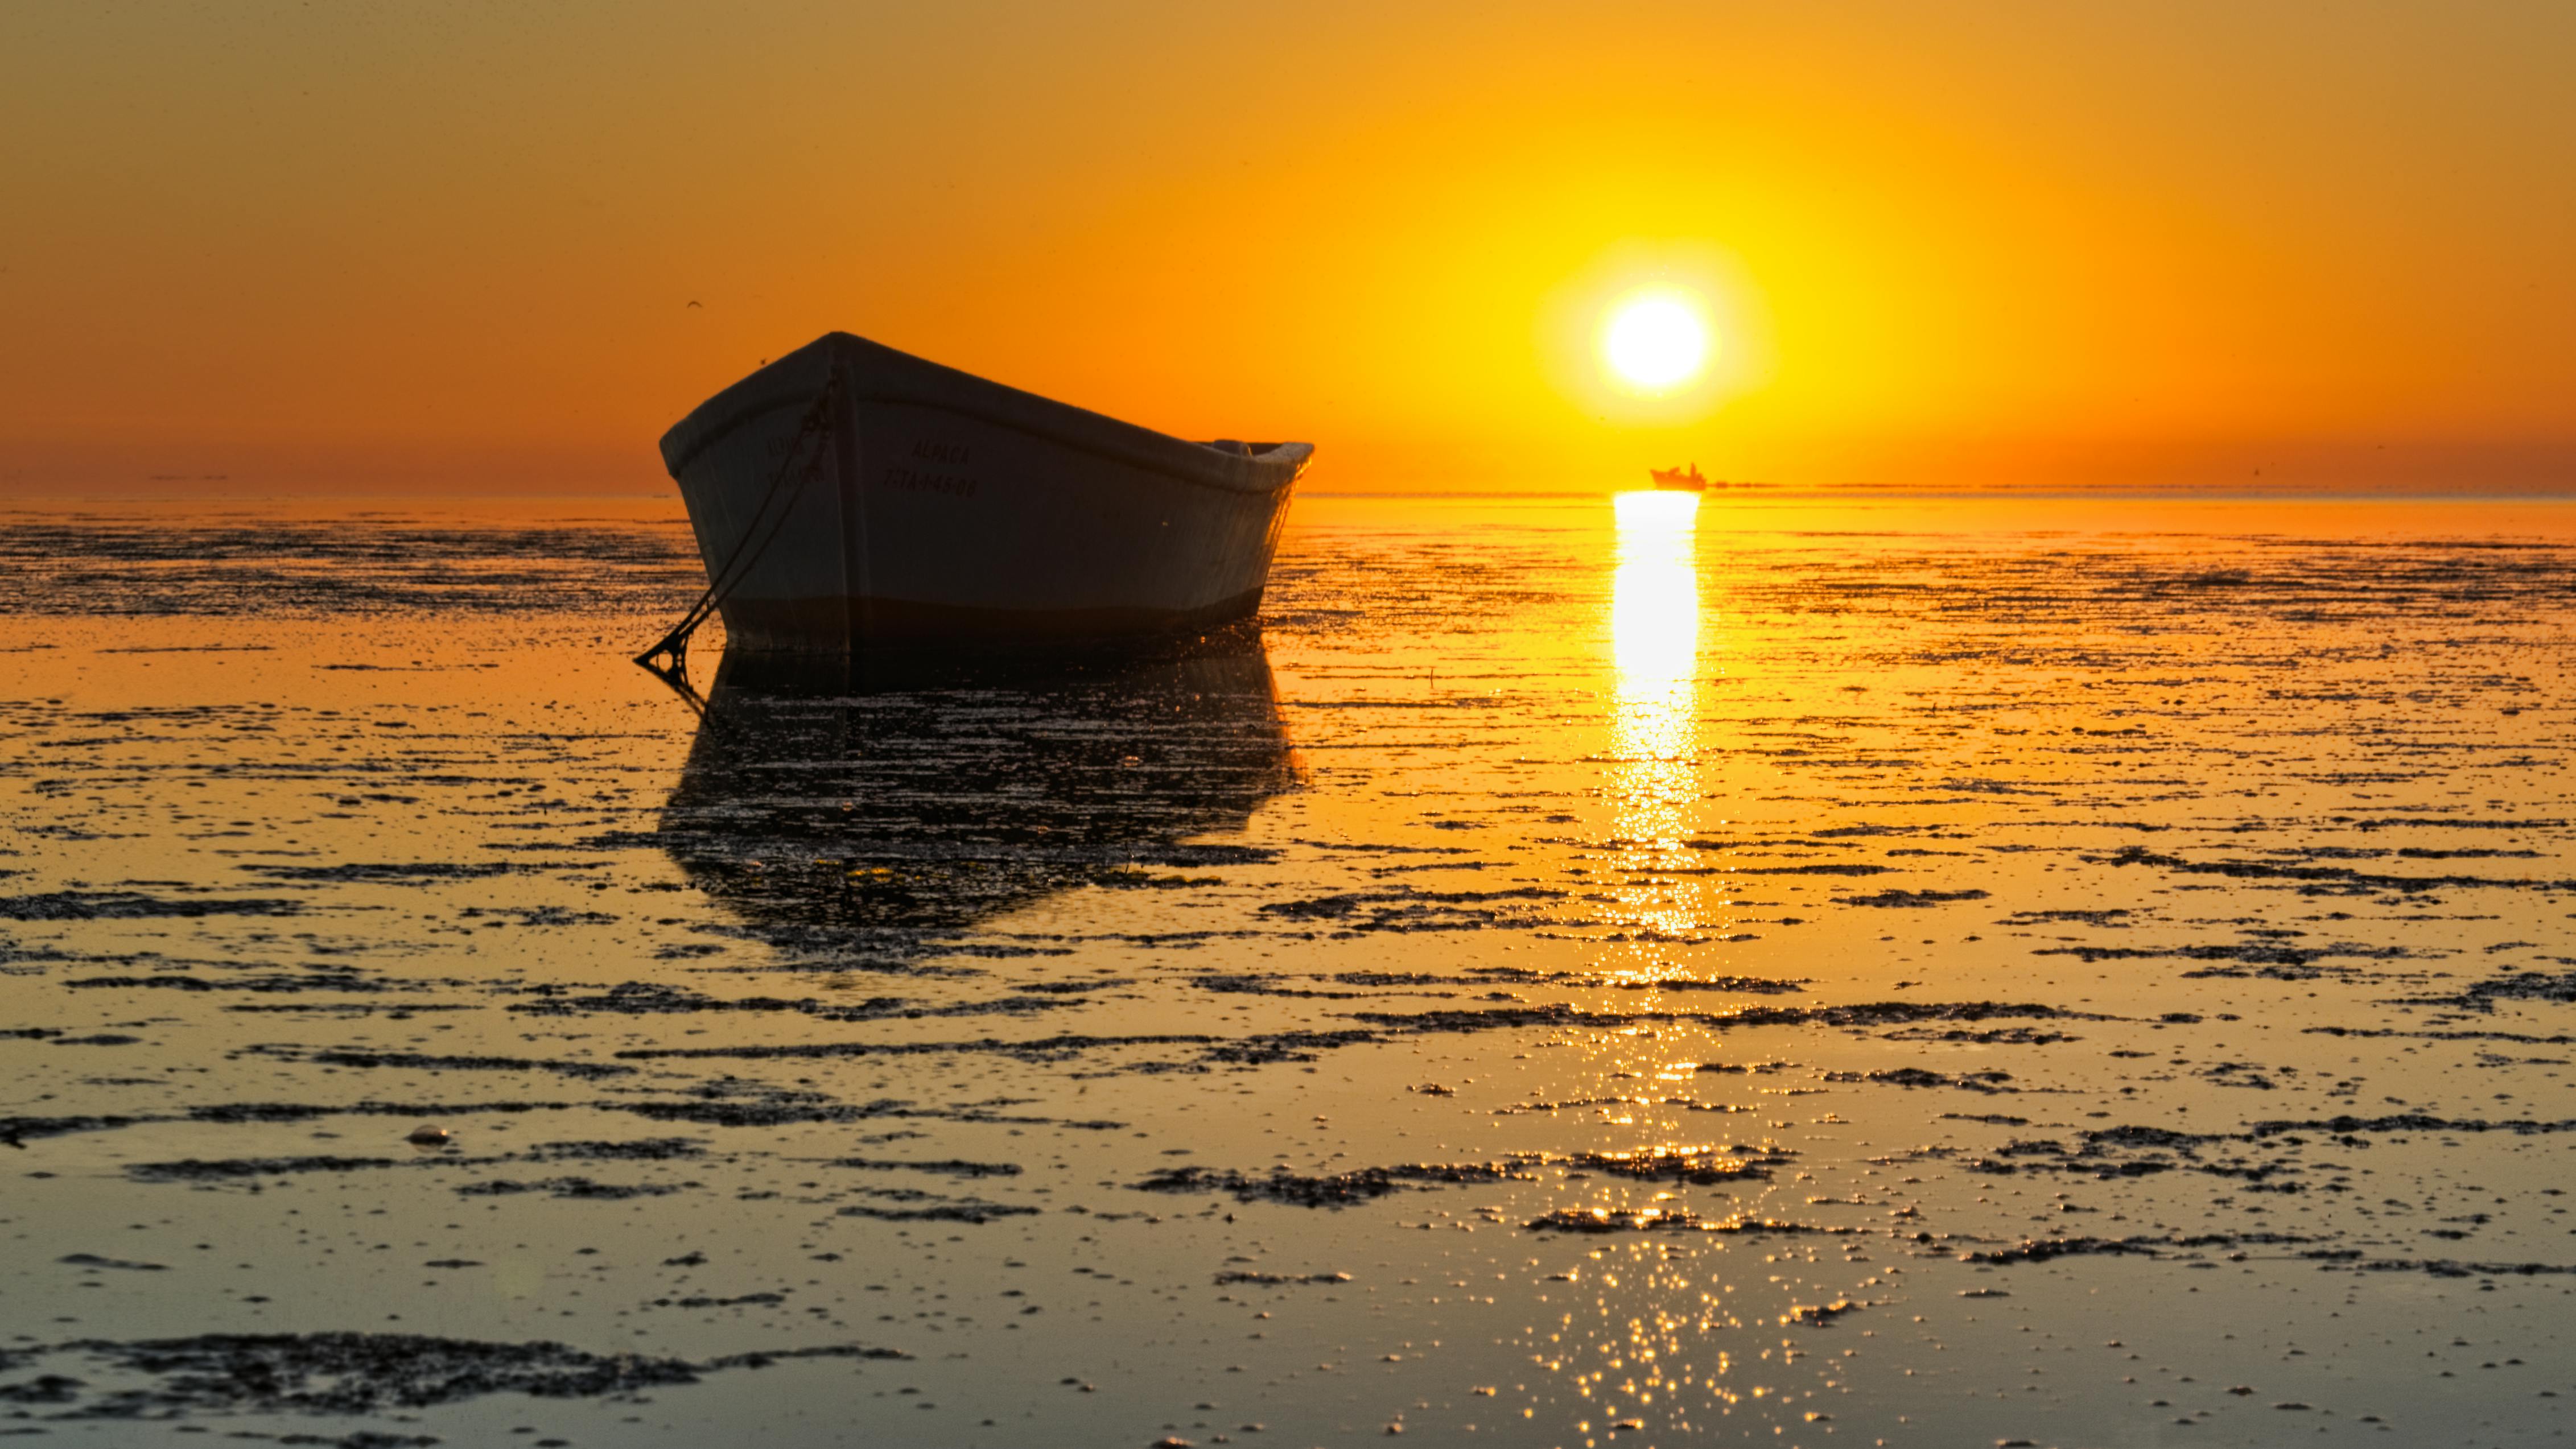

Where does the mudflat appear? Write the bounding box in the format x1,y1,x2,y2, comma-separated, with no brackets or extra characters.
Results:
4,493,2574,1446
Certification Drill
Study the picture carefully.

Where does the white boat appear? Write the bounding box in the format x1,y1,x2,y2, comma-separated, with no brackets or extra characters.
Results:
654,332,1312,654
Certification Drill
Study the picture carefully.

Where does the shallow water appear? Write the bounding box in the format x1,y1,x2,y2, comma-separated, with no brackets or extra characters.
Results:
5,492,2576,1447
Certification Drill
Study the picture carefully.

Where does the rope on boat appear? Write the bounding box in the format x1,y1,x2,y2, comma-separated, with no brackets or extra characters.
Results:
633,365,843,687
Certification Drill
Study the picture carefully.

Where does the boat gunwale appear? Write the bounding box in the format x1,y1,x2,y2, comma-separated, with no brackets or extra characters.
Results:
660,335,1310,496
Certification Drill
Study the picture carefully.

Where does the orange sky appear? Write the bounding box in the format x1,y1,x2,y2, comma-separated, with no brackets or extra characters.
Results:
3,1,2571,496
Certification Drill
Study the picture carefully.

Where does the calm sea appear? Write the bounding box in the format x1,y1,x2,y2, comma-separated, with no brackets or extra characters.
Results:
3,493,2574,1445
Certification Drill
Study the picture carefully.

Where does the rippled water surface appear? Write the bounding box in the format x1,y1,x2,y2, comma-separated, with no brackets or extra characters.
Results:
6,493,2576,1447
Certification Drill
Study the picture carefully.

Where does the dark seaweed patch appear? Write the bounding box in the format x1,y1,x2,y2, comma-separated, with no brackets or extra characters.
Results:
1882,1025,2080,1045
2348,817,2565,832
20,1331,902,1418
616,1031,1217,1064
257,1047,638,1080
1958,1231,2333,1266
458,905,619,927
455,1176,689,1200
526,1138,705,1162
66,973,394,994
1959,1237,2169,1265
1351,1000,2082,1035
1785,1299,1863,1326
2034,940,2411,977
833,1199,1040,1223
1201,1028,1381,1064
617,1093,1119,1132
59,1253,166,1272
129,1155,463,1183
1997,909,2133,926
133,1138,698,1184
0,1374,86,1405
1335,971,1465,986
1254,885,1562,931
828,1157,1023,1178
2244,1113,2576,1141
1193,973,1370,1000
1137,1145,1783,1207
1559,1145,1791,1184
1136,1162,1517,1207
2093,844,2567,895
240,862,520,885
189,1100,568,1126
1835,889,1991,908
1527,1209,1852,1235
509,980,1058,1023
1496,1095,1751,1116
2350,1258,2576,1279
0,891,304,920
1828,1067,2016,1092
2082,1125,2222,1151
1,1113,142,1143
2397,971,2576,1012
1613,976,1807,996
2307,1025,2576,1045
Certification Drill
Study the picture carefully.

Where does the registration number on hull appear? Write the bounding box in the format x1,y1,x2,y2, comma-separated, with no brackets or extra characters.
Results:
882,465,978,498
883,437,978,497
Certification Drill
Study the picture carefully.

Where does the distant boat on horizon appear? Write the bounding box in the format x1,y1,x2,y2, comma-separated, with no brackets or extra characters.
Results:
649,332,1312,658
1648,464,1709,491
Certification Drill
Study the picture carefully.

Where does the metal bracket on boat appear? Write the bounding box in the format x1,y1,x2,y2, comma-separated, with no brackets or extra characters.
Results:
633,365,844,691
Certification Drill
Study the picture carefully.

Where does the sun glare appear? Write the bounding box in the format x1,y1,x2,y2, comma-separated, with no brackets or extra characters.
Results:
1609,488,1703,940
1602,291,1711,391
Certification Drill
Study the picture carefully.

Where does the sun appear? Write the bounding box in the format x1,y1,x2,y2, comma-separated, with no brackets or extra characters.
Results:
1541,246,1766,420
1601,290,1711,391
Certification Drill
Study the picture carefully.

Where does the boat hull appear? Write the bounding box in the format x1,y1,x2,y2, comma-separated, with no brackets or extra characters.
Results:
661,335,1308,653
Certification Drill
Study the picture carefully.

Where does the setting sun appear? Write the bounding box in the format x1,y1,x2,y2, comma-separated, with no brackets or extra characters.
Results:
1602,291,1711,391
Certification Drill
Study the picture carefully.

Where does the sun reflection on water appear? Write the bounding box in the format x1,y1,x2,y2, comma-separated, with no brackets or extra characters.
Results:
1608,490,1704,942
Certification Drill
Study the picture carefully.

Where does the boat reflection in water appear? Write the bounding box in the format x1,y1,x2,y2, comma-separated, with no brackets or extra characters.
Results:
658,632,1295,966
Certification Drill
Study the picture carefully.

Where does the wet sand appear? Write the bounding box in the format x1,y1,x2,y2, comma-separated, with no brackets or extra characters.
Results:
4,492,2575,1446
